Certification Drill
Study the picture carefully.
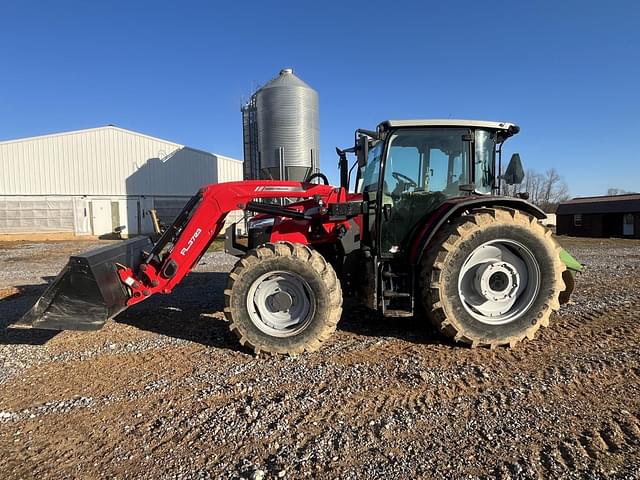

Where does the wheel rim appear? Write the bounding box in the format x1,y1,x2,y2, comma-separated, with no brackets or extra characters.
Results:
457,239,541,325
246,270,316,337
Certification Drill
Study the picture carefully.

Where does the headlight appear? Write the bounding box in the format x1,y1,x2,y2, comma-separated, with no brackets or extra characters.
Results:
248,217,275,230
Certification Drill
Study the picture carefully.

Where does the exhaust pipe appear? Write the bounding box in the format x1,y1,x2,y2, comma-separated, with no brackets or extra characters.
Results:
15,236,153,331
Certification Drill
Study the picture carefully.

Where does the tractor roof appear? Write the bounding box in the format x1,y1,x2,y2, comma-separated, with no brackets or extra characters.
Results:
379,119,520,137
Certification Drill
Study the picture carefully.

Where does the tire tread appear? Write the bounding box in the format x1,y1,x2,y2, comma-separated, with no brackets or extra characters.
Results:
420,207,567,348
224,241,342,355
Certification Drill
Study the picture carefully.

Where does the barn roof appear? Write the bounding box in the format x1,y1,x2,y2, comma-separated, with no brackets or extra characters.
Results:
0,125,182,147
557,193,640,215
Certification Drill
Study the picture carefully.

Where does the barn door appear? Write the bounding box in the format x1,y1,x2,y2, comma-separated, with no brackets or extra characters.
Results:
91,199,112,236
623,214,634,236
126,199,140,235
140,197,155,234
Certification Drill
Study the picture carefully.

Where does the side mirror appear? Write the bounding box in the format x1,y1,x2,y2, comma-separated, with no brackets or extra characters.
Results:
503,153,525,185
357,135,368,167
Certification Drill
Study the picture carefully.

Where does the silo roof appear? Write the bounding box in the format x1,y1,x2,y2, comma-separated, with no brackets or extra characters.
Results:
260,68,313,90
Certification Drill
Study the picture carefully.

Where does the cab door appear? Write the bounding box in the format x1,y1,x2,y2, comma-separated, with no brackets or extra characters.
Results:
357,141,385,308
379,128,469,257
359,141,385,252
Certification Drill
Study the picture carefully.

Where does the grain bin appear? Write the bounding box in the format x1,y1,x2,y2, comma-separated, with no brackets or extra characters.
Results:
251,68,319,182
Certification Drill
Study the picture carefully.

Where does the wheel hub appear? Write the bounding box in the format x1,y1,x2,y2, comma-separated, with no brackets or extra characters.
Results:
489,271,508,291
458,240,540,325
268,291,293,312
247,271,316,338
475,262,520,302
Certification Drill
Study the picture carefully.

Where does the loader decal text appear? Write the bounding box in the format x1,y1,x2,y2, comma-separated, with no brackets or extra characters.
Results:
180,228,202,256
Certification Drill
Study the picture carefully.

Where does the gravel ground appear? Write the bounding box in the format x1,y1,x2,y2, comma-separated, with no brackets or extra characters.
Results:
1,236,640,479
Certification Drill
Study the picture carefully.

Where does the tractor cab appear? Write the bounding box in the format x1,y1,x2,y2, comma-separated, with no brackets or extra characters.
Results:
352,119,521,258
341,120,527,317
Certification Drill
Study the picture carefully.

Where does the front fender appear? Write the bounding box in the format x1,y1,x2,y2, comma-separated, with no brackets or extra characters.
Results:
559,248,583,304
559,248,584,274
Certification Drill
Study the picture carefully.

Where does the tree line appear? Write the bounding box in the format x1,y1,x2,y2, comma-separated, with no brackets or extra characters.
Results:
499,167,634,213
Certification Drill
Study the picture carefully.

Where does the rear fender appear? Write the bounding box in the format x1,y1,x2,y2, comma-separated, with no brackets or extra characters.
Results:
410,197,546,265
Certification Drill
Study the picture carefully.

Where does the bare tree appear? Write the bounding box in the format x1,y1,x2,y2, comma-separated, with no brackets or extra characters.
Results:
536,168,569,211
501,167,570,212
540,168,558,206
523,169,544,205
607,187,627,196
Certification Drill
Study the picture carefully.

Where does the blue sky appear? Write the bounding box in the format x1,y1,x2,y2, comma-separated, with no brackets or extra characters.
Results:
1,0,638,196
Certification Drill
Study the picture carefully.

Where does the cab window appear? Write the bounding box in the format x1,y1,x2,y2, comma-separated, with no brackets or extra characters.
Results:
383,128,469,198
357,141,384,193
474,129,496,194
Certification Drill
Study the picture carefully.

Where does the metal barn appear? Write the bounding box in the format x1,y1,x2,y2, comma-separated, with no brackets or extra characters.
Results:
0,126,243,239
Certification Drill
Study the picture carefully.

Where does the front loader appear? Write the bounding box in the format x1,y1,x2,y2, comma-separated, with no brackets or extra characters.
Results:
17,119,582,354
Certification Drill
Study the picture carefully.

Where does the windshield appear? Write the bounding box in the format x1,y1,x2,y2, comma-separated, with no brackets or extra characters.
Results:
474,129,496,194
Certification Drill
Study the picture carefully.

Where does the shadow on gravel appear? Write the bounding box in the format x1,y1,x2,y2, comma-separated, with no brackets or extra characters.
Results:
114,272,246,353
116,272,456,350
338,301,455,348
0,282,61,345
0,272,453,350
0,327,60,345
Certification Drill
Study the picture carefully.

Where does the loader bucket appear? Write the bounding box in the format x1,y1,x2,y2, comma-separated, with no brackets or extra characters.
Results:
15,236,153,331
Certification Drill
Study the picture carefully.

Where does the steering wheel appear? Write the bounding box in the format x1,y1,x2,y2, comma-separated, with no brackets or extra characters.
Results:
392,171,418,188
304,172,330,185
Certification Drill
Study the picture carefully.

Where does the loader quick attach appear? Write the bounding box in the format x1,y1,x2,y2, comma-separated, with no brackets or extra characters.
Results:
18,119,583,354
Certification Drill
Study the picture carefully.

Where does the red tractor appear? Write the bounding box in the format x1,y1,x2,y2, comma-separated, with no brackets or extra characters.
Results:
19,119,581,354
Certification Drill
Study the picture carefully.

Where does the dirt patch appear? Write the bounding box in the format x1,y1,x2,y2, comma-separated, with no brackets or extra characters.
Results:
1,237,639,478
0,287,20,301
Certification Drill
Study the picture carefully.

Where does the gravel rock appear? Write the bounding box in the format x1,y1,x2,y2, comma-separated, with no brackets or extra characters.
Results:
1,237,640,479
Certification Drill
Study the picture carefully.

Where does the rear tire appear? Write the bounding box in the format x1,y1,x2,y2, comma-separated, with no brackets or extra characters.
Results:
420,207,566,348
224,242,342,355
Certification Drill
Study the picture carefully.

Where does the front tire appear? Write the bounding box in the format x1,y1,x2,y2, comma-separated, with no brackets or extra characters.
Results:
421,207,566,348
224,242,342,355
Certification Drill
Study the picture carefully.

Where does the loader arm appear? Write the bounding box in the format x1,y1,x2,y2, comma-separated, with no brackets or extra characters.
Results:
118,180,336,306
18,180,338,331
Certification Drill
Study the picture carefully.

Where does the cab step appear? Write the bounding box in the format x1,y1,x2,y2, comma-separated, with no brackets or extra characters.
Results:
383,290,411,299
383,309,413,318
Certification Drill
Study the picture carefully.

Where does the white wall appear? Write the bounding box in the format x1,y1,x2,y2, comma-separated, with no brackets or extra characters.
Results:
541,213,556,226
0,194,242,237
0,126,244,236
216,154,244,183
0,126,243,196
